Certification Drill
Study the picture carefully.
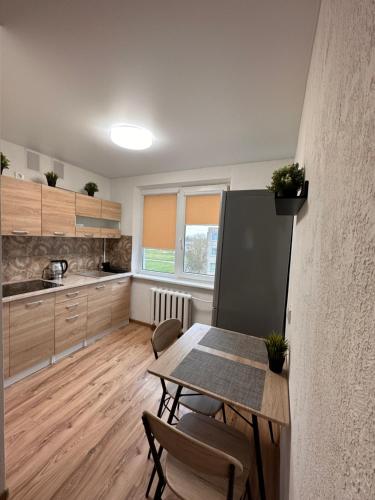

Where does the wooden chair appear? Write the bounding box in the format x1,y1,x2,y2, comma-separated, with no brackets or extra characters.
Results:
142,410,252,500
151,319,225,421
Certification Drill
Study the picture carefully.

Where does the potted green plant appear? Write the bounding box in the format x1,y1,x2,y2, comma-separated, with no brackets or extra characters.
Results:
1,152,10,174
267,163,305,197
45,171,59,187
264,332,288,374
267,163,308,215
84,182,99,197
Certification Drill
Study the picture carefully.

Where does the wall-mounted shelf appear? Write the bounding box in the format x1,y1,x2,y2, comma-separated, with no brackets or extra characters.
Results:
275,181,309,216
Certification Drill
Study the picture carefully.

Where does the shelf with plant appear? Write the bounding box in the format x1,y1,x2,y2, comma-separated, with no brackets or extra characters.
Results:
267,162,308,215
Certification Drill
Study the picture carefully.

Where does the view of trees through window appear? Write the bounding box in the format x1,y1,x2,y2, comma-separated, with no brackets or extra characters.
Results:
184,225,218,276
142,225,219,276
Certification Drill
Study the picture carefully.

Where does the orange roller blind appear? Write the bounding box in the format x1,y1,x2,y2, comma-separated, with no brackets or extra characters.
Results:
185,194,221,225
143,194,177,249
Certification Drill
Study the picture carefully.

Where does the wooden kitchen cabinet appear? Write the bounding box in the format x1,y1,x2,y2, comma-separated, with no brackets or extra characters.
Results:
55,286,88,304
111,278,130,326
101,200,121,221
55,296,87,354
9,295,55,376
76,193,102,218
3,303,10,378
101,228,121,239
42,185,76,237
1,176,42,236
75,227,102,238
87,283,112,338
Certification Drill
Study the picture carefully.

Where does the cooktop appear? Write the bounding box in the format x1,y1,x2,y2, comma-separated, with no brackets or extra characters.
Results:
3,279,63,298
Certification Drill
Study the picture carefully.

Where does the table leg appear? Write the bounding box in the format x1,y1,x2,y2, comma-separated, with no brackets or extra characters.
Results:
146,385,183,497
167,385,182,423
252,414,266,500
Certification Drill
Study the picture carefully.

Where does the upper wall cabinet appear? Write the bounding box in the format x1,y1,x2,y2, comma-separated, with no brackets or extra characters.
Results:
1,177,42,236
101,200,121,221
76,193,102,218
42,185,76,237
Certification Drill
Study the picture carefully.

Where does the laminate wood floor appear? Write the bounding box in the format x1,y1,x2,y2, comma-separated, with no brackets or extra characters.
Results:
5,323,280,500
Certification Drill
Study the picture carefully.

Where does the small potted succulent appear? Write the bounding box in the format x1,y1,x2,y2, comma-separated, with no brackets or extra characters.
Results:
45,171,59,187
1,152,10,174
267,163,308,215
84,182,99,197
264,332,288,374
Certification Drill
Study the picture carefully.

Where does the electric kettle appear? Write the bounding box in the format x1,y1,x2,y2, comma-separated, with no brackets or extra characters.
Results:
43,259,69,280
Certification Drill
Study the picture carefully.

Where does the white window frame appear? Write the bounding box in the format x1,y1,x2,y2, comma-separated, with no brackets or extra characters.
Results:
136,184,227,284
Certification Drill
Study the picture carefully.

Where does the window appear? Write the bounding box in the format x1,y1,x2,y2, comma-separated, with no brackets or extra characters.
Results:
142,193,177,274
140,186,224,281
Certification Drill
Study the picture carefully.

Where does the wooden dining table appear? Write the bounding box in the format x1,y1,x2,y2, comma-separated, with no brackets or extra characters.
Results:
147,322,290,500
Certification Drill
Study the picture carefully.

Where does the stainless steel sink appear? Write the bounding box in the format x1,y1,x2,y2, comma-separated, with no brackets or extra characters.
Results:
77,271,117,278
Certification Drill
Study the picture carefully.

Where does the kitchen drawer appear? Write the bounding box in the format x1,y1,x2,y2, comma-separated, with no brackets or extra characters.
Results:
111,277,130,300
9,295,55,376
55,286,88,304
55,296,87,354
87,283,112,338
76,227,102,238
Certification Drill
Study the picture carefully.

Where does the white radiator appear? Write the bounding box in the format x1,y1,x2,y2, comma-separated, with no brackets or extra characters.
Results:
150,287,192,332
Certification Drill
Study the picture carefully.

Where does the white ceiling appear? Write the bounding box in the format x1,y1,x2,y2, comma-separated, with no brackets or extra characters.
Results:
0,0,320,178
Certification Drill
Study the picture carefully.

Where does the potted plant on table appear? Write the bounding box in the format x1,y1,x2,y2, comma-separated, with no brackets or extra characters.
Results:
84,182,99,197
267,163,308,215
264,332,288,374
45,171,59,187
1,152,10,174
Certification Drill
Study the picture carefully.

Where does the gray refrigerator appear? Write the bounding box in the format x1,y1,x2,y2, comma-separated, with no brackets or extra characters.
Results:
212,190,293,338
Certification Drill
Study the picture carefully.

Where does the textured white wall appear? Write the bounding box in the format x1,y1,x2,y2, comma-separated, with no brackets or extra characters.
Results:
282,1,375,498
0,139,111,199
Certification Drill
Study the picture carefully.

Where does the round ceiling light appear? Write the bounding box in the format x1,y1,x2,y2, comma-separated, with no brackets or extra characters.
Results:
110,124,153,150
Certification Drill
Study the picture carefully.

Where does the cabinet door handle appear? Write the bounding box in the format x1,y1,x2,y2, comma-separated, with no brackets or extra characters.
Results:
117,280,127,284
12,230,29,235
25,300,43,307
84,233,94,237
66,291,79,297
54,231,66,236
66,314,79,321
96,285,106,289
66,303,79,309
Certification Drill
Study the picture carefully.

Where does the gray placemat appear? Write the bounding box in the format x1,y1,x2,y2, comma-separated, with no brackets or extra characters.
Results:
198,327,268,364
171,348,265,410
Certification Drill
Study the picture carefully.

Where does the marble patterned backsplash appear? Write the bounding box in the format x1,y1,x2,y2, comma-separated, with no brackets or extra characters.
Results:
2,235,132,283
2,236,104,282
105,235,132,270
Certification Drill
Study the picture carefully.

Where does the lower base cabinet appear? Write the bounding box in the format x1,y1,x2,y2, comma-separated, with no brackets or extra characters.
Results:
4,277,131,381
9,295,55,376
55,296,88,354
111,278,130,325
87,283,113,338
3,303,10,378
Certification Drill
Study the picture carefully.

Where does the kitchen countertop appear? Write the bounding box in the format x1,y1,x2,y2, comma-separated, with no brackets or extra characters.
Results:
2,272,133,303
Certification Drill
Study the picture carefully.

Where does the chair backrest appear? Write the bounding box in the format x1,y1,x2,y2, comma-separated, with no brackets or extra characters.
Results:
142,410,243,479
151,318,182,354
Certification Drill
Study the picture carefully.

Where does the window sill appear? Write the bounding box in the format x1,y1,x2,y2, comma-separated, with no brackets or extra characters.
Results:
133,273,215,291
